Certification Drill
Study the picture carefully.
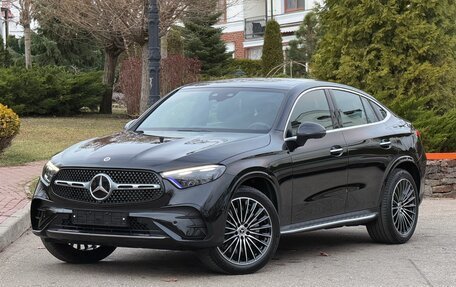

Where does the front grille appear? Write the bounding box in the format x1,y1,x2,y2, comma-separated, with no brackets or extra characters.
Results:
55,169,161,184
52,169,164,205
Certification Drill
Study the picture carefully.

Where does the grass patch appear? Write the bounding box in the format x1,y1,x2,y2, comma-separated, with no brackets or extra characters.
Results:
0,114,129,166
26,177,40,199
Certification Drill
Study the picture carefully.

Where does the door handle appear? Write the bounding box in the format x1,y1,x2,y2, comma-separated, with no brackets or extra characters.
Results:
380,139,392,148
330,146,344,156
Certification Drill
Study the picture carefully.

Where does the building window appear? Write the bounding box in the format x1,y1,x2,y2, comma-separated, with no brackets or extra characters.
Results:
225,42,236,58
285,0,305,13
245,17,266,39
247,47,262,60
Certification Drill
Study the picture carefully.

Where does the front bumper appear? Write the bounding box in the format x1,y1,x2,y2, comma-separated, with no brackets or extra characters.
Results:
31,173,235,250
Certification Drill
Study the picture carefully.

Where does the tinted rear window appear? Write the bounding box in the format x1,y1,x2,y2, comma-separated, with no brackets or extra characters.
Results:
361,97,379,123
332,90,368,128
370,101,388,120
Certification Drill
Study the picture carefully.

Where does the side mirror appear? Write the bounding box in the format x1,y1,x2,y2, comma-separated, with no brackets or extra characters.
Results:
295,122,326,147
124,119,137,130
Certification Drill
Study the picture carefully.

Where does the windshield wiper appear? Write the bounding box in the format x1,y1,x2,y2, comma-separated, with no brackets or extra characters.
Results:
177,128,213,132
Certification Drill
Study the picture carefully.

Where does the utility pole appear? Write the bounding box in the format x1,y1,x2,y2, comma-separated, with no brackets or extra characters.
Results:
148,0,161,106
265,0,268,22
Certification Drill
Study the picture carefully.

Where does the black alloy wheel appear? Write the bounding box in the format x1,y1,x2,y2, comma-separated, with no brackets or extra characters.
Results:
367,169,419,244
198,186,280,274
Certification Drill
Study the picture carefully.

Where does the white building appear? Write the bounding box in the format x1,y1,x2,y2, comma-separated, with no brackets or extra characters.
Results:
1,0,35,47
216,0,322,59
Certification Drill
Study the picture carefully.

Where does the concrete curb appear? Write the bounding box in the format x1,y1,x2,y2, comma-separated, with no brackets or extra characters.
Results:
0,179,33,252
0,202,31,252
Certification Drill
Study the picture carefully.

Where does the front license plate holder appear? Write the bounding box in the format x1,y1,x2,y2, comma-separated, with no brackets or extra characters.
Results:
72,210,129,227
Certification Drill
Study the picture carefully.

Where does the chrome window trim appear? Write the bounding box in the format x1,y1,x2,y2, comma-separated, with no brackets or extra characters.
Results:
283,86,392,140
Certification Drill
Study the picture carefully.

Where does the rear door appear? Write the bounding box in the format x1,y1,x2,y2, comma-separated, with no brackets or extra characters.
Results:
329,89,398,212
288,89,349,223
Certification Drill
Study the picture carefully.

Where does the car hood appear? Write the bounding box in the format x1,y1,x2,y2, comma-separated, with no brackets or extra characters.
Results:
52,131,271,171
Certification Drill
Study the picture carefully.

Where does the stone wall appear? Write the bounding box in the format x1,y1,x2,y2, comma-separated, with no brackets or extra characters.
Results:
425,159,456,198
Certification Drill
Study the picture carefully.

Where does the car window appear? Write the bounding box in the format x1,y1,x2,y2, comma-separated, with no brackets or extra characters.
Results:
138,88,286,133
370,101,388,120
361,97,379,123
286,90,333,137
332,90,368,128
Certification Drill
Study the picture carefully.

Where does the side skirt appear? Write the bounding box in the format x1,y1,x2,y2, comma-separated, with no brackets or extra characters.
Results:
280,210,378,235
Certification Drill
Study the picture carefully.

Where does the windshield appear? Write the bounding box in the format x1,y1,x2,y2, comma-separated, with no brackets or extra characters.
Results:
137,88,286,133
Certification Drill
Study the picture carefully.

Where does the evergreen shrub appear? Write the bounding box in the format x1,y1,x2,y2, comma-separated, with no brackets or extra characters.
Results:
0,66,104,116
262,20,284,76
0,103,20,153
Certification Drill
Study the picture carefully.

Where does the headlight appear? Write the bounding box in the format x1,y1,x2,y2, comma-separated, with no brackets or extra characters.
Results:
41,161,59,185
161,165,226,189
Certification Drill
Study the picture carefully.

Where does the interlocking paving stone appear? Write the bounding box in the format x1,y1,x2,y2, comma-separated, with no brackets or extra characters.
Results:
0,161,45,224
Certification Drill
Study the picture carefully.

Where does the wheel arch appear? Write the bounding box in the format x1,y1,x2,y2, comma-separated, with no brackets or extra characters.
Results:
379,156,422,205
395,161,421,191
229,169,280,214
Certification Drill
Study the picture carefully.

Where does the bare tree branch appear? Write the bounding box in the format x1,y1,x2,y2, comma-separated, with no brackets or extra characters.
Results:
36,0,217,49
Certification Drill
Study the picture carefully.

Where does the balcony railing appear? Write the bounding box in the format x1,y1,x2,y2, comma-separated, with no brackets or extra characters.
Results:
245,16,266,39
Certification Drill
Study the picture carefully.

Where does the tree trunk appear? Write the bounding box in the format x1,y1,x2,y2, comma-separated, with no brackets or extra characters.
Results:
100,49,119,114
20,0,32,69
139,42,150,113
24,25,32,69
161,36,168,59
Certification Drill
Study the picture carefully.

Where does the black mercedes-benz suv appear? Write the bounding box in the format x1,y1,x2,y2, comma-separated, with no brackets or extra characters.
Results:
32,79,426,274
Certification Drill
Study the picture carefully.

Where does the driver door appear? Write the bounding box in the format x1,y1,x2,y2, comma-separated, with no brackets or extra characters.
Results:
287,89,349,223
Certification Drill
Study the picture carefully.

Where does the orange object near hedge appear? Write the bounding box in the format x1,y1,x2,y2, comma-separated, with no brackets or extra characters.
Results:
426,153,456,160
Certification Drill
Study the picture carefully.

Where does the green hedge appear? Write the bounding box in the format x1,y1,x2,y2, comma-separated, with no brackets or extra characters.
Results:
0,67,104,116
201,59,263,81
415,109,456,153
228,59,263,77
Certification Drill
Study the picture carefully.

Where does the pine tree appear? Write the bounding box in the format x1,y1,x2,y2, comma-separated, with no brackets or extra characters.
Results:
182,10,231,77
36,21,103,69
261,20,283,76
288,11,320,76
312,0,456,123
4,25,102,69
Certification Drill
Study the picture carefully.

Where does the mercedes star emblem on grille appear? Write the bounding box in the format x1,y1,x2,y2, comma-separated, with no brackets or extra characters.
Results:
89,174,112,201
53,169,163,204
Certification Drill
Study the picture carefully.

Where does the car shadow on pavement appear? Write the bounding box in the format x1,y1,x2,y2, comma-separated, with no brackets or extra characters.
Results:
273,228,373,262
44,227,374,277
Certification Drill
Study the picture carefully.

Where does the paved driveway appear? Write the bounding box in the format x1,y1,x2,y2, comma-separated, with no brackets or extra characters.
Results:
0,199,454,287
0,161,45,224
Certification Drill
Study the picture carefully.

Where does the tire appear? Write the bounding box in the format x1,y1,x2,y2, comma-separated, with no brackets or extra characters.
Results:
42,239,116,264
198,186,280,274
367,169,419,244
